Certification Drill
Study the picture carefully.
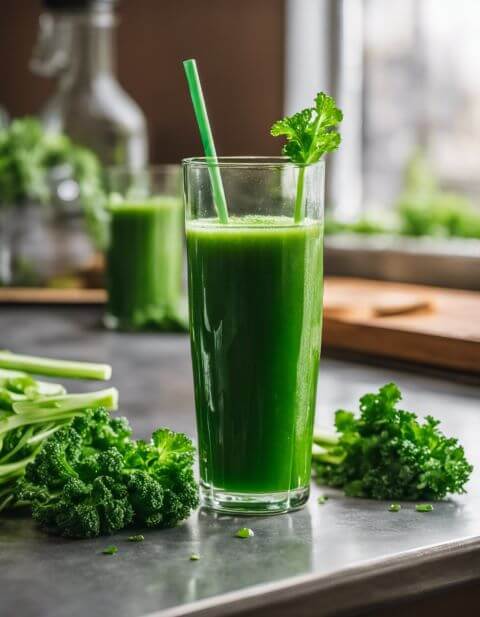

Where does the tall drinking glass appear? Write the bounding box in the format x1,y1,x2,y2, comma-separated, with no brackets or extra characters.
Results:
104,166,185,331
184,157,325,514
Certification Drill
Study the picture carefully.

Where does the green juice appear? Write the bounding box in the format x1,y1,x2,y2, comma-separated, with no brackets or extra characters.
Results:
106,197,183,330
187,216,323,496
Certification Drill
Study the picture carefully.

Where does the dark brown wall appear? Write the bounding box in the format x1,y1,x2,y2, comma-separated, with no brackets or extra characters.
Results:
0,0,285,163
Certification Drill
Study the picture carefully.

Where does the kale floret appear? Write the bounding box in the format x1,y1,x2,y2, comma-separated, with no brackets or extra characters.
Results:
27,476,133,539
124,429,199,528
16,409,198,538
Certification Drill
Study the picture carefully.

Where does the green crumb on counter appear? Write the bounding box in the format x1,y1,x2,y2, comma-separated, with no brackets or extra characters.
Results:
128,535,144,542
317,495,329,505
102,545,118,555
235,527,254,539
190,553,200,561
416,503,434,512
388,504,401,512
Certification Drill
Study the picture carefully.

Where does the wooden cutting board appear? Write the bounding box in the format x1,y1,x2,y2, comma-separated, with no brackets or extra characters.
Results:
0,288,106,304
323,277,480,374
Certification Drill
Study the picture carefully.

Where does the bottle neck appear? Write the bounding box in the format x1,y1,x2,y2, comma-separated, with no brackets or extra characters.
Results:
61,9,117,87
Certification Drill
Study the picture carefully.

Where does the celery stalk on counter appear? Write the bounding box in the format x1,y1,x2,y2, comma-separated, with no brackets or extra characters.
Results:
0,351,111,381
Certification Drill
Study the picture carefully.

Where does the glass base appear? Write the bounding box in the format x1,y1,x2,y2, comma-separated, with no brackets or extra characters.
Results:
103,313,144,332
199,482,310,515
103,309,188,332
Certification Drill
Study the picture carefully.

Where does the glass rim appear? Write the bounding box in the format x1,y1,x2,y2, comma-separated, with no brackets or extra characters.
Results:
182,156,325,170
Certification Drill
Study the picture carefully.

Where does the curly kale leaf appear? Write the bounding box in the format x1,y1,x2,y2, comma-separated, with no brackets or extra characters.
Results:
313,383,473,501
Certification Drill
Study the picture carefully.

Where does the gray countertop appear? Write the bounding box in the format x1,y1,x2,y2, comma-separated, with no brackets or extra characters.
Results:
1,306,479,617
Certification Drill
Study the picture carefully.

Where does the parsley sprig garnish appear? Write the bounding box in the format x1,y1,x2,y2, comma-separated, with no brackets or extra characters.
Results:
271,92,343,222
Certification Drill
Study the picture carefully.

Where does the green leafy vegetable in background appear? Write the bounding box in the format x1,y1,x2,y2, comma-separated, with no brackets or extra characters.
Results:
324,216,392,236
0,118,49,204
128,534,144,542
324,148,480,240
313,383,472,501
397,148,480,238
401,147,438,195
0,118,108,248
398,193,480,239
15,409,198,538
271,92,343,222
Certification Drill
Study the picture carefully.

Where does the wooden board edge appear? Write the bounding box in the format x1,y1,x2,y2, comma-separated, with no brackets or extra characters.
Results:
323,318,480,374
0,288,107,304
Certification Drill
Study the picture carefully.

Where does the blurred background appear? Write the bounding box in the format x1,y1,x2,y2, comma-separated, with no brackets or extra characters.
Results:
1,0,479,290
0,0,284,162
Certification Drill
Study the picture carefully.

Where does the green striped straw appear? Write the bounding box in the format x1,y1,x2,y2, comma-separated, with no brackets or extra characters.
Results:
183,59,229,224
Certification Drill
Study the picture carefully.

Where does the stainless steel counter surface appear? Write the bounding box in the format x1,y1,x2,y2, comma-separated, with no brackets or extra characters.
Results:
1,306,479,617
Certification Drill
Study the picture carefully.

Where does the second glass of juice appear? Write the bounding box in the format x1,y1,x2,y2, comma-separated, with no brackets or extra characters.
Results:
104,166,184,331
184,157,325,514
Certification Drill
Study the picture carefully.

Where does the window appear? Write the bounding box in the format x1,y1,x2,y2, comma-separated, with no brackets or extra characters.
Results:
287,0,480,218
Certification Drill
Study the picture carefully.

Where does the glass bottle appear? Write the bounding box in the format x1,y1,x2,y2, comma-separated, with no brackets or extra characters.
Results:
31,0,148,169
